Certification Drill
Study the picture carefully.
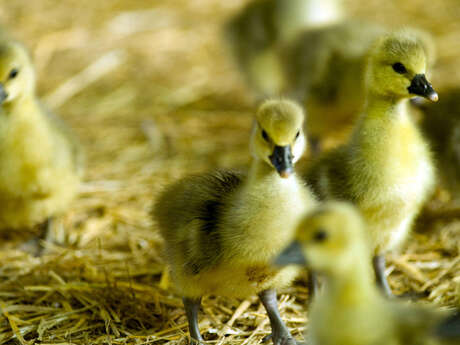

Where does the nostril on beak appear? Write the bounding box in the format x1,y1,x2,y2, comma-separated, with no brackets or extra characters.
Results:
269,145,294,177
0,83,7,104
407,74,437,102
0,90,7,104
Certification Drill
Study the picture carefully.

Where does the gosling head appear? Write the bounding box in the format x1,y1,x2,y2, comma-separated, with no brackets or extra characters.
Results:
0,41,36,105
273,202,369,276
366,30,438,102
251,99,306,178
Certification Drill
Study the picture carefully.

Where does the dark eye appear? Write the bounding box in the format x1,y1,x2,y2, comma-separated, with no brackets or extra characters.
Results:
392,62,407,74
295,131,300,140
313,229,328,243
261,129,270,142
8,68,19,79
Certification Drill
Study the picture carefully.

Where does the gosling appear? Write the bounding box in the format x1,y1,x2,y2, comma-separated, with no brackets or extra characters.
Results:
282,20,385,142
418,87,460,201
154,99,316,344
303,30,438,297
0,39,84,233
224,0,344,98
274,202,460,345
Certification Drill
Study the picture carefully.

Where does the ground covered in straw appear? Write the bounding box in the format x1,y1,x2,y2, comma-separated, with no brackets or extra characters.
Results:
0,0,459,344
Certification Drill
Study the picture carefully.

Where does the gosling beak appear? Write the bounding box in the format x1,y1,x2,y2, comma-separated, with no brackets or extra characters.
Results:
269,145,293,178
273,240,306,267
407,74,438,102
0,84,7,105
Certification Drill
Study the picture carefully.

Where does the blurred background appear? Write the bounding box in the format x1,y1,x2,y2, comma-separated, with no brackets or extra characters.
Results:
0,0,458,344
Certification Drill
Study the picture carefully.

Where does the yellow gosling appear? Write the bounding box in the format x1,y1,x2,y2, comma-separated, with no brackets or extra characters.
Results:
0,39,84,233
303,30,438,296
274,202,460,345
154,99,316,344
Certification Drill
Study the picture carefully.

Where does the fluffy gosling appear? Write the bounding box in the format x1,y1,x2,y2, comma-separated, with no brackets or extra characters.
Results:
274,202,460,345
0,40,84,233
154,99,316,344
418,87,460,201
303,30,438,297
224,0,344,98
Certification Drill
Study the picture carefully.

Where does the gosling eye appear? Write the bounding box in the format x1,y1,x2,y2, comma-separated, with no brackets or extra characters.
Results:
8,68,19,80
313,229,328,243
392,62,407,74
261,129,270,142
295,131,300,140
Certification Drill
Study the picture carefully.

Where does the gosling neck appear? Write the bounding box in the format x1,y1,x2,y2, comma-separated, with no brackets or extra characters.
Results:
323,259,377,305
362,91,410,121
2,92,38,116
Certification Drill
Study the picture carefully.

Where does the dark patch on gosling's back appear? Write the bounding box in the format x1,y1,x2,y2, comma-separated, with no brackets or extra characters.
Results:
199,200,221,235
197,170,243,235
183,170,244,275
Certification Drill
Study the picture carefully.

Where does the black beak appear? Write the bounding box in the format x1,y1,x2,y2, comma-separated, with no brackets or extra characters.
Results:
0,84,7,104
407,74,438,102
269,145,293,178
273,241,307,267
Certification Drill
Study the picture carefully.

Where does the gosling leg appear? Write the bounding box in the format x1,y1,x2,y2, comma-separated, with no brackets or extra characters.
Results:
183,297,204,344
259,289,297,345
20,217,53,256
373,255,428,300
372,254,393,298
307,271,319,303
308,137,322,156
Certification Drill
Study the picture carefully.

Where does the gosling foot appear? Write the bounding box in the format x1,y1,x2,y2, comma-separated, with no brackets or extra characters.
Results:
259,289,298,345
397,290,429,301
373,254,428,300
262,331,298,345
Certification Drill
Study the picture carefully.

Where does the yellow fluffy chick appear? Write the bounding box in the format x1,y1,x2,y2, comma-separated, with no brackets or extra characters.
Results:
418,87,460,201
154,99,316,344
224,0,344,98
274,202,460,345
303,30,438,296
0,39,84,231
283,22,436,142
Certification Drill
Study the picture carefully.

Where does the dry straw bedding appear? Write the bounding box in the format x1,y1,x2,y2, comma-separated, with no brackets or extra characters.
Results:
0,0,459,344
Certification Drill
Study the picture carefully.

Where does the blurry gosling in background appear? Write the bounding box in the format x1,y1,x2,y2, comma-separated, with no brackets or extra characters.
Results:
0,40,84,237
282,20,384,143
274,202,460,345
224,0,344,98
418,87,460,202
282,22,435,145
304,30,438,297
154,99,316,344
